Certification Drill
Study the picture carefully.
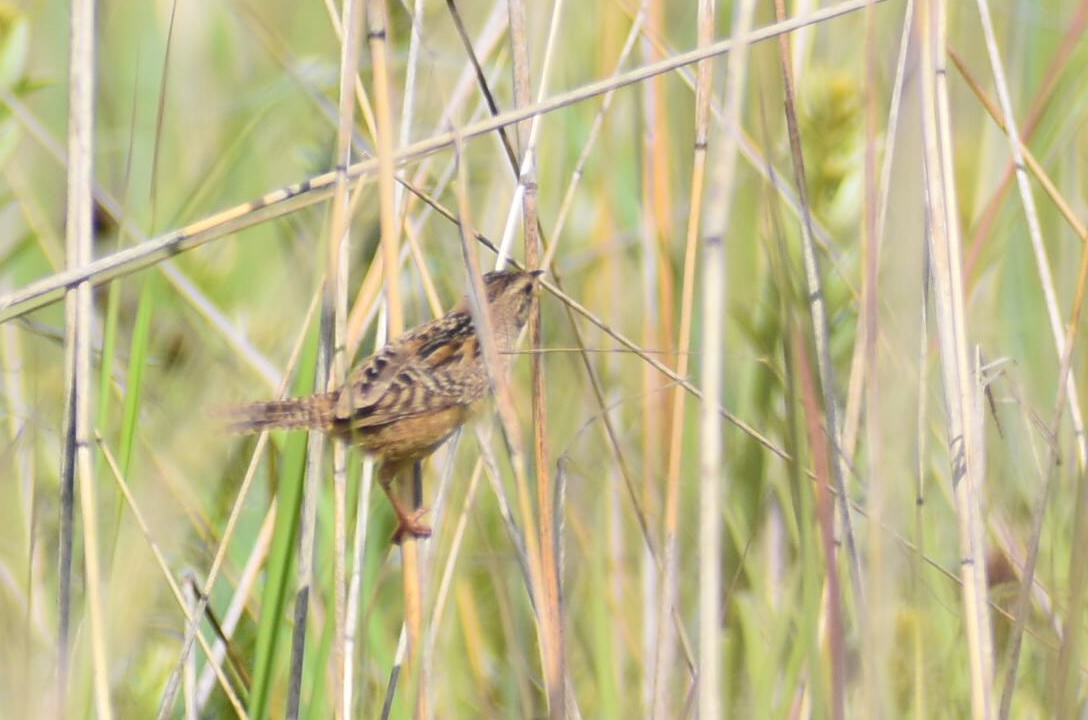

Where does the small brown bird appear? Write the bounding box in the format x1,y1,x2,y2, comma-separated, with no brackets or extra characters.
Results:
230,269,541,542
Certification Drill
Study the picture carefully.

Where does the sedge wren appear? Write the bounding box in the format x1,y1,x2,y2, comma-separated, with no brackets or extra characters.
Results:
229,269,541,542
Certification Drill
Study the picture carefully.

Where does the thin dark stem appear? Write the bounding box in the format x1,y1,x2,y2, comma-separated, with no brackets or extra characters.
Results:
58,383,76,711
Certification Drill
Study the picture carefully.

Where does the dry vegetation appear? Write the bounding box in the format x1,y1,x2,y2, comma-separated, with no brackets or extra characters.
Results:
1,0,1086,717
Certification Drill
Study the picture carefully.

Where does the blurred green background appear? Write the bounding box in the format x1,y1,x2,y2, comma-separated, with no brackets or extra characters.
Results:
0,0,1085,717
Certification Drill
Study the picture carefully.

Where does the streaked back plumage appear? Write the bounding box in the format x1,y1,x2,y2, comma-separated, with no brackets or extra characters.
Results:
228,269,540,452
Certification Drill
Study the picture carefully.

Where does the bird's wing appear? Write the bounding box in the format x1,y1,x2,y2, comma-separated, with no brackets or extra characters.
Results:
332,313,482,429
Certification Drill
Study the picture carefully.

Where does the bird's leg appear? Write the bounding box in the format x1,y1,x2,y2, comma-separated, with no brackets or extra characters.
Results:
379,462,431,543
411,459,423,511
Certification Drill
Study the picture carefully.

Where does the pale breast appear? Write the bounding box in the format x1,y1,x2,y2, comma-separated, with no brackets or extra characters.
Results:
342,403,478,465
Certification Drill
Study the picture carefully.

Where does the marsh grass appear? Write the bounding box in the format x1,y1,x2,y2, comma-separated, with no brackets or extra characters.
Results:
1,0,1086,717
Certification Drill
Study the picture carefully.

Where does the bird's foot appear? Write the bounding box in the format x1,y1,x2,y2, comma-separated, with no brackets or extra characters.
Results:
391,507,432,544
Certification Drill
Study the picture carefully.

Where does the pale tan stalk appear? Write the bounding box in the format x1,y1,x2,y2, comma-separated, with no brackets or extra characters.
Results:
913,245,930,720
344,457,376,715
857,0,900,714
363,2,425,716
642,2,670,712
314,1,364,718
63,0,110,714
386,0,429,713
918,1,994,715
690,1,720,714
699,1,755,717
655,0,717,712
506,0,565,715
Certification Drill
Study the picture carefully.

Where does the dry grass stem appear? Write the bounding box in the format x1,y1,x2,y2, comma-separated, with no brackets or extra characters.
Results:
4,1,1082,716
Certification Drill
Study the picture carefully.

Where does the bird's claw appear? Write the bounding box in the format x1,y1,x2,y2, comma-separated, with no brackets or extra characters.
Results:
392,507,432,544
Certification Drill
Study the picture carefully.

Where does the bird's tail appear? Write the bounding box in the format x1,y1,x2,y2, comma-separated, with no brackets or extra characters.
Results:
225,394,335,433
